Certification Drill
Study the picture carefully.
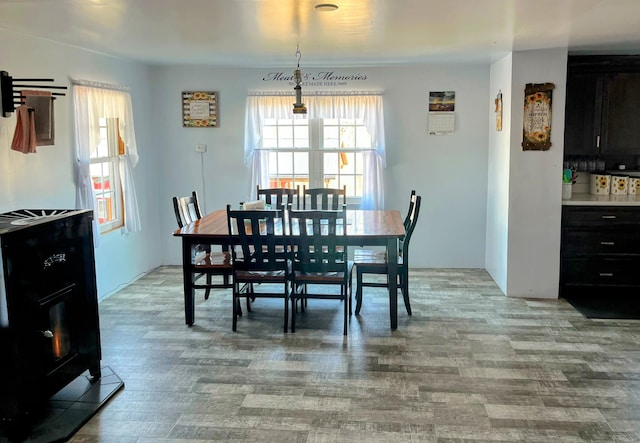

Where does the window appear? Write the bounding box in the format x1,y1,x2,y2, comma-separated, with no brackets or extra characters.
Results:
73,82,141,239
262,117,371,197
90,118,123,232
245,94,386,209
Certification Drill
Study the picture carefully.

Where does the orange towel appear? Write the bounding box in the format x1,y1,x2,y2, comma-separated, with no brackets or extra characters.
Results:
11,105,37,154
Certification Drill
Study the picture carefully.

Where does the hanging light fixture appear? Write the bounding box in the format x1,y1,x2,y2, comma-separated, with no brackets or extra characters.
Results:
292,44,307,115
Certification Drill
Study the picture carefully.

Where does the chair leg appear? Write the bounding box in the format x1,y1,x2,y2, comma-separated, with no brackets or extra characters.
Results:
232,292,238,332
343,287,348,336
400,271,412,315
204,274,212,300
290,290,296,333
284,290,289,333
355,269,364,315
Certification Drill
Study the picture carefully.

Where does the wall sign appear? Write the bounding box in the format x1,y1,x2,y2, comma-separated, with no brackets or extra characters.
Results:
182,91,218,127
522,83,554,151
495,90,503,132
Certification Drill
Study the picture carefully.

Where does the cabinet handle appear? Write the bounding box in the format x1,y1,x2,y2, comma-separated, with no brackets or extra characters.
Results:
601,215,617,219
599,273,614,277
600,241,615,246
596,135,601,149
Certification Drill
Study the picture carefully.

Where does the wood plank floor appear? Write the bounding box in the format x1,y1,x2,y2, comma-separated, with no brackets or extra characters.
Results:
71,266,640,442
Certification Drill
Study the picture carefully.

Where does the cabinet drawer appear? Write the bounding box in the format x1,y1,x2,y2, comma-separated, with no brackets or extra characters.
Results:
562,206,640,227
561,257,640,285
562,230,640,255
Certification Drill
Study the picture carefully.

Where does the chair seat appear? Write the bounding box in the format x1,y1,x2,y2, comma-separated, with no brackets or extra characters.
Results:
353,249,403,266
293,270,348,283
194,251,232,268
235,269,289,282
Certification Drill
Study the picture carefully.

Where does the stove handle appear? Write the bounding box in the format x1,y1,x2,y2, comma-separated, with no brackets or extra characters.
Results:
41,330,54,338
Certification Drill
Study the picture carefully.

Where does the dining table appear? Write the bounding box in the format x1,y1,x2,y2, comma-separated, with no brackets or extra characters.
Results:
173,208,406,329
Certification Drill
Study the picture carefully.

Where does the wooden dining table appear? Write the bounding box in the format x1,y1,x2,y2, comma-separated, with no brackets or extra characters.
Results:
173,209,406,329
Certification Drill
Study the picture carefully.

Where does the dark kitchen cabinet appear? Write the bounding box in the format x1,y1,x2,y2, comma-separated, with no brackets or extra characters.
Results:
560,205,640,295
563,56,640,166
602,72,640,155
563,71,602,156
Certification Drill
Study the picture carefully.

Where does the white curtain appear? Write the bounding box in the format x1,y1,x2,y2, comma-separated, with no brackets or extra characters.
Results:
72,81,141,241
244,93,386,209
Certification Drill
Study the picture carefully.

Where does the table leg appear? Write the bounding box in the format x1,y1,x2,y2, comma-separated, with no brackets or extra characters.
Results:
182,238,195,326
386,237,398,330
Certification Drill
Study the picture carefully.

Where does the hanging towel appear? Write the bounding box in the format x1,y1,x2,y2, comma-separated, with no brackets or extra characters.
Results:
11,105,37,154
23,89,54,146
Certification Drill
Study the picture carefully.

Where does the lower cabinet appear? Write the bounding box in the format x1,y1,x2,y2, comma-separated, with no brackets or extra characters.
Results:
560,206,640,295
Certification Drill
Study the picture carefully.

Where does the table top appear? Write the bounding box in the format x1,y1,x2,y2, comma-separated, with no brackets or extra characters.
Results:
173,209,406,240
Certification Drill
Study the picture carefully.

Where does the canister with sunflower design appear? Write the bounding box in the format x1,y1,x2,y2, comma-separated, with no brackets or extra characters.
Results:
610,175,629,195
629,177,640,195
589,174,610,195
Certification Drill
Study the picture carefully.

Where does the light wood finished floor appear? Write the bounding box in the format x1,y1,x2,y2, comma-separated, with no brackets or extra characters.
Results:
70,266,640,442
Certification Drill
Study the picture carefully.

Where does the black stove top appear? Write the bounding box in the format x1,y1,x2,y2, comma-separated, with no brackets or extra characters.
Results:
0,209,89,234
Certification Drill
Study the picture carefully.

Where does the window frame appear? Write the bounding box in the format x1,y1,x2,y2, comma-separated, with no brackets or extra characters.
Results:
90,117,124,233
260,117,371,202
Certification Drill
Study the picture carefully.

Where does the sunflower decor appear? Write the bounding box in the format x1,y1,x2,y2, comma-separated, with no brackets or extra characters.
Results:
522,83,554,151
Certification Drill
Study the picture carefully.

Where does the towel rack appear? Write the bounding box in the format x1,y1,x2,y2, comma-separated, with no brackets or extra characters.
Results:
1,70,67,118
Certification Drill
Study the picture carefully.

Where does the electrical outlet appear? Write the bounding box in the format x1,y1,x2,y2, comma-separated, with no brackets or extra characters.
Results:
195,144,207,153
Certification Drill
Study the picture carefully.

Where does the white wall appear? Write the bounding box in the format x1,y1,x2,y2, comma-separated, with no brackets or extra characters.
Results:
485,54,513,292
3,30,570,300
505,48,567,298
0,30,161,298
154,64,490,268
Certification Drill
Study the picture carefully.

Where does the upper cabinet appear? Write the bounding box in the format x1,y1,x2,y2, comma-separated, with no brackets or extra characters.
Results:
564,56,640,164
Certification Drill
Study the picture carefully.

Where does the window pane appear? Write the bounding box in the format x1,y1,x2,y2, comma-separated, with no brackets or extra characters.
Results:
293,125,309,148
278,126,293,148
293,152,309,175
324,152,338,175
323,125,339,148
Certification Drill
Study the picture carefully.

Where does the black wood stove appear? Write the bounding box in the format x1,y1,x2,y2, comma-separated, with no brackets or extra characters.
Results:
0,209,102,435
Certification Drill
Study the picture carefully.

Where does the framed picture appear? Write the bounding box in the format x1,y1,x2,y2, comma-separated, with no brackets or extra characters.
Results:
522,83,554,151
182,91,218,127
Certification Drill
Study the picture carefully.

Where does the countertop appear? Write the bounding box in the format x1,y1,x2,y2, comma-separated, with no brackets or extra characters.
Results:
563,192,640,206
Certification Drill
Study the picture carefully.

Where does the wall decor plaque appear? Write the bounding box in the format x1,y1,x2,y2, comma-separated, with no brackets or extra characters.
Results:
522,82,554,151
182,91,218,127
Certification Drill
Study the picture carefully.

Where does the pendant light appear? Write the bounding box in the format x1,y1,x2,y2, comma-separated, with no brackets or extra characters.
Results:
293,44,307,114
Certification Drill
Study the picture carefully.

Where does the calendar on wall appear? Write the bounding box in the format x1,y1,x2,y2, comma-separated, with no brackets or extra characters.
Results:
428,91,455,135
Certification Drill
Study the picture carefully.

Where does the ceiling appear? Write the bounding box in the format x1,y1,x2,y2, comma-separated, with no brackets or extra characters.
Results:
1,0,639,67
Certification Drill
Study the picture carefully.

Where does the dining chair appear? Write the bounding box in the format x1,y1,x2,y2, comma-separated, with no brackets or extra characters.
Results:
301,185,346,210
226,205,292,332
403,189,417,234
172,191,232,299
256,186,299,209
352,195,421,316
288,206,352,335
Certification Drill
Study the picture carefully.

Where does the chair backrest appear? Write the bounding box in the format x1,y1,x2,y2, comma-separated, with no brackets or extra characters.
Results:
226,205,287,272
403,190,417,232
256,186,299,209
302,185,346,210
173,191,203,228
288,206,348,274
400,195,421,263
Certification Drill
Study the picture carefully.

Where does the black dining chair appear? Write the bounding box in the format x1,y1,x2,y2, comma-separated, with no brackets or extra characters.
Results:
288,206,352,335
172,191,232,299
301,185,346,210
352,195,421,316
226,205,292,332
256,186,299,209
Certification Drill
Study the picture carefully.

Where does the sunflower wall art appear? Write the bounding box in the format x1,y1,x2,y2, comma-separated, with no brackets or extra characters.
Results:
182,91,218,127
522,82,555,151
